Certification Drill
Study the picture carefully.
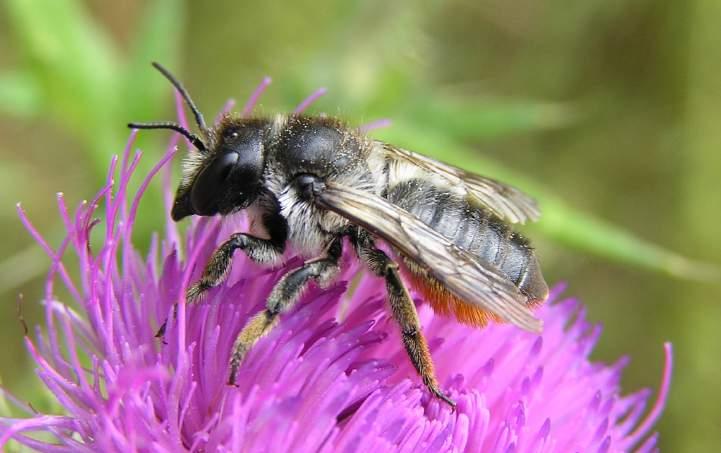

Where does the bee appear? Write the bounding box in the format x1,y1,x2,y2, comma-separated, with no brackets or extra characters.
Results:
129,63,548,407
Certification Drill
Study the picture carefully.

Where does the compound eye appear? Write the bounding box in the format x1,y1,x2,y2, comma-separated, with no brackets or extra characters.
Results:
190,152,239,215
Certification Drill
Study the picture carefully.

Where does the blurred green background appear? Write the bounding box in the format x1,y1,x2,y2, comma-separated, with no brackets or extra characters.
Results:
1,0,719,450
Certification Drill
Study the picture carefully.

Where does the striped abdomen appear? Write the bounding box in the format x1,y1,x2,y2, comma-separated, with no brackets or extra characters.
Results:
386,179,548,326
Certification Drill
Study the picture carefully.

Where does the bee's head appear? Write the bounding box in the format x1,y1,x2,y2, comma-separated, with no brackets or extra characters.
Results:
128,63,268,221
170,119,268,220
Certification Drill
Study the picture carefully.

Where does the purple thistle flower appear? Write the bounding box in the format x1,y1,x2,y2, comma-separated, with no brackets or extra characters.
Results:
1,83,671,452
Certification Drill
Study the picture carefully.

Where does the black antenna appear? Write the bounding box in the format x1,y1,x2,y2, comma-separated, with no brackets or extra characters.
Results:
151,61,209,137
128,121,207,152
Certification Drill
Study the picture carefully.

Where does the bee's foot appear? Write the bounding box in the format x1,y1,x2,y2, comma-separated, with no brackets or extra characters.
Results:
155,321,168,340
430,386,457,410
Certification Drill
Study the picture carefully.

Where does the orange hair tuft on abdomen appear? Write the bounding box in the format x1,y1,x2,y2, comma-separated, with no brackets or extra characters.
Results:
399,258,543,328
400,262,502,327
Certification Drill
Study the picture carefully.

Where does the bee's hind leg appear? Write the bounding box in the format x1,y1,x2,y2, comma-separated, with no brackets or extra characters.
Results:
227,238,342,384
352,229,456,408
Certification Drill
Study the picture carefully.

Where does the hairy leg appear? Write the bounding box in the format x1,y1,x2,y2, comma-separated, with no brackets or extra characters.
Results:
353,229,455,407
155,233,285,338
228,239,342,383
157,195,289,338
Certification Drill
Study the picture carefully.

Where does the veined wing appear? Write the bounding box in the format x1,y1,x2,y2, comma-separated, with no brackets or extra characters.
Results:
315,182,542,333
382,143,540,224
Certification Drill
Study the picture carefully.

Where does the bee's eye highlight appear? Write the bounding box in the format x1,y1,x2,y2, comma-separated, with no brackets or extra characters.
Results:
215,152,240,180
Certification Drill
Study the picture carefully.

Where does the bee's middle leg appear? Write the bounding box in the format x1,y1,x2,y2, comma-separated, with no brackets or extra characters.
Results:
227,238,342,384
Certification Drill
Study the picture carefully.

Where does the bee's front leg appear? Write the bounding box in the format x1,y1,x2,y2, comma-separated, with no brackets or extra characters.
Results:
186,233,284,301
227,238,342,384
155,232,285,338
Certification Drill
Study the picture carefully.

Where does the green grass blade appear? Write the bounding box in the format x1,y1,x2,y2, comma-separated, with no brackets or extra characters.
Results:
405,95,572,140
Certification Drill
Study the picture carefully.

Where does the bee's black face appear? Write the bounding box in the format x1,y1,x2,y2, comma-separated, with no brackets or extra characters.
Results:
171,123,266,220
